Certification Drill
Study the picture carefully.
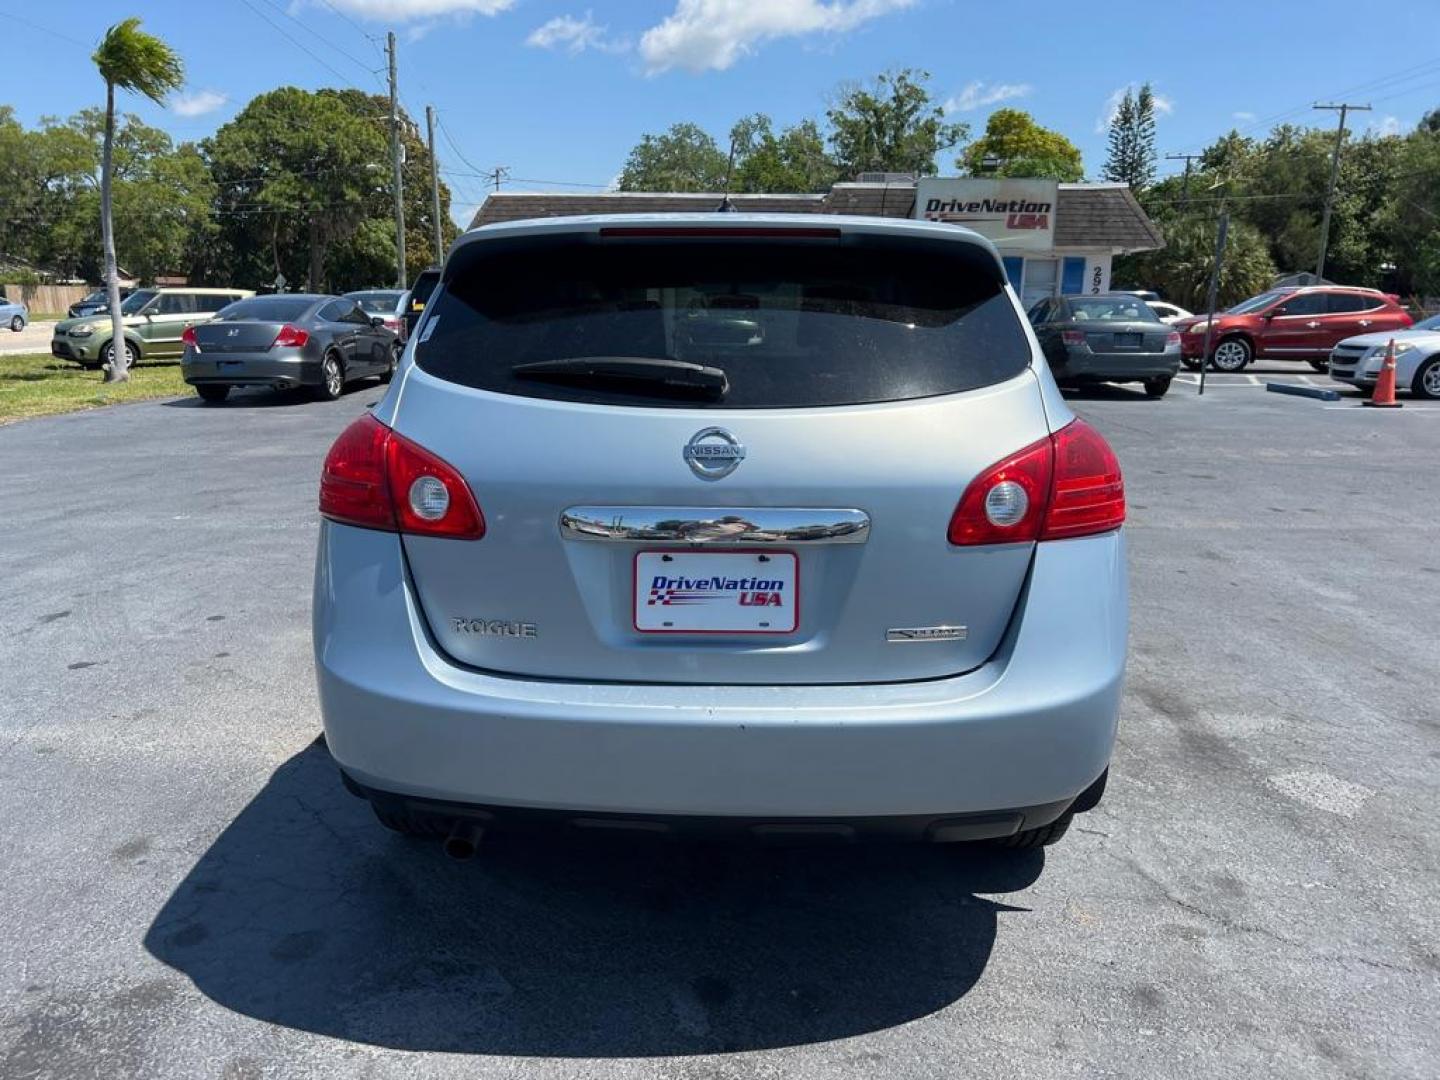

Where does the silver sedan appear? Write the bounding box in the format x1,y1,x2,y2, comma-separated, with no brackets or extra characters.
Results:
1329,313,1440,399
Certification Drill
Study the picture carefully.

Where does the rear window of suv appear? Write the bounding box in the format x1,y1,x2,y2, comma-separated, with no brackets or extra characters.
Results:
414,233,1030,409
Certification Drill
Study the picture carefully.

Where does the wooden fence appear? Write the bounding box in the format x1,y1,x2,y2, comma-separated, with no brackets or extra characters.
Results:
0,283,91,316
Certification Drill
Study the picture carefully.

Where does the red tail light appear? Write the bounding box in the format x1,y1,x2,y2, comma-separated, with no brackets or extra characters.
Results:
319,414,485,539
181,326,198,348
272,324,310,348
1165,330,1181,347
1061,330,1086,346
948,419,1124,545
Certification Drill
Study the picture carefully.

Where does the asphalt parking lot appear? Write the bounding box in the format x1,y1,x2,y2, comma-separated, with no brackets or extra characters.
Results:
1,377,1436,1079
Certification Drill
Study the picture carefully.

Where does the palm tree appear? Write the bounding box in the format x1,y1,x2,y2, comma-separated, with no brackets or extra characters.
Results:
92,19,183,383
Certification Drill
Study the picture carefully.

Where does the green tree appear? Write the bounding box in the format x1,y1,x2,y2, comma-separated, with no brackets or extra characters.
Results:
1382,125,1440,296
958,109,1083,180
1102,84,1158,189
616,122,729,191
206,88,388,291
1119,217,1276,310
92,17,184,382
826,69,966,178
733,117,838,193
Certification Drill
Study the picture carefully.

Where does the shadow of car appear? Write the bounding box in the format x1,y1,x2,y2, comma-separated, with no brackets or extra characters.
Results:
145,738,1043,1056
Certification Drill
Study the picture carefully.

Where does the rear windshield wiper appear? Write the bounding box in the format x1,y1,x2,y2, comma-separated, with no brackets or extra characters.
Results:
512,356,729,400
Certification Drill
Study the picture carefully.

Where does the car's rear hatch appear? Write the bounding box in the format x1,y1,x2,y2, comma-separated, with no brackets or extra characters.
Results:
391,218,1052,686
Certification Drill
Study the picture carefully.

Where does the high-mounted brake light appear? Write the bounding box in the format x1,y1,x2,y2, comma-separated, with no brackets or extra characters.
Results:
598,226,842,239
319,414,485,539
272,324,310,348
948,419,1124,546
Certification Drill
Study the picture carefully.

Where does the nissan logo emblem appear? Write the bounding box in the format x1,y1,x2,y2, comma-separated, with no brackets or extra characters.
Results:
683,427,745,480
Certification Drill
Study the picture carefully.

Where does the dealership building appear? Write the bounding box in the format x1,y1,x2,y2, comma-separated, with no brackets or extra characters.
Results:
468,177,1163,309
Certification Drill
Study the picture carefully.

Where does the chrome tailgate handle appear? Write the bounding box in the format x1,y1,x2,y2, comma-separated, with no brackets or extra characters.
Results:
560,507,870,544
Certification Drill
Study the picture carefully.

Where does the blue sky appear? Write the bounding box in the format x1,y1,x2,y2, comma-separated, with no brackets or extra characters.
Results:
4,0,1439,228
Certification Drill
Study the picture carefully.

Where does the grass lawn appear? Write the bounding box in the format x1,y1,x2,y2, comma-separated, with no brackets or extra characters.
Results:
0,353,188,424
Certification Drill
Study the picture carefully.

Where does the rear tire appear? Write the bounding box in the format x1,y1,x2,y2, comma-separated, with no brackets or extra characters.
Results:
9,315,23,332
315,352,344,401
1308,358,1329,373
992,810,1073,849
1210,337,1251,372
1412,356,1440,400
195,384,229,404
1143,376,1172,398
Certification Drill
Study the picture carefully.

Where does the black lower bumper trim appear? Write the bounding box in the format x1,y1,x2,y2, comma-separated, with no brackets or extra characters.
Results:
340,770,1082,844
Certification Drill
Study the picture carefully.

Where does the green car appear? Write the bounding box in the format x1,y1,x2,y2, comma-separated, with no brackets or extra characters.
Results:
51,286,253,368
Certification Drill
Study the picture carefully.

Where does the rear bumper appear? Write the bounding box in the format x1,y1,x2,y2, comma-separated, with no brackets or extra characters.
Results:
1054,349,1180,380
182,350,320,388
314,525,1127,822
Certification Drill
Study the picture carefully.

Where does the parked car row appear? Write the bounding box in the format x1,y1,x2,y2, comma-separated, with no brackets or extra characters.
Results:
52,288,253,368
1027,293,1181,397
182,293,401,403
1172,285,1412,372
1328,313,1440,399
68,287,135,319
0,293,28,332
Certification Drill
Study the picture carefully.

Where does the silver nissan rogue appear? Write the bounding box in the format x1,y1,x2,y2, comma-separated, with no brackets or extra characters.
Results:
313,214,1127,855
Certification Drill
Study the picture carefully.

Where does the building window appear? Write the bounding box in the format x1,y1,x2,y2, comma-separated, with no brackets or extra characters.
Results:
1021,258,1058,310
1061,257,1086,295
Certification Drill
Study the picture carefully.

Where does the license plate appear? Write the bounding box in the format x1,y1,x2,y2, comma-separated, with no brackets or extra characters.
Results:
635,550,798,634
1115,332,1142,347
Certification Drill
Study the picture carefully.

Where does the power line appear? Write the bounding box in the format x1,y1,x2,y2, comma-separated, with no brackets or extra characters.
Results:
0,7,88,45
235,0,364,89
253,0,385,83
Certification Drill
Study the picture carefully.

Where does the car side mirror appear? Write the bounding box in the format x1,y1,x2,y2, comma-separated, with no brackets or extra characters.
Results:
370,316,386,329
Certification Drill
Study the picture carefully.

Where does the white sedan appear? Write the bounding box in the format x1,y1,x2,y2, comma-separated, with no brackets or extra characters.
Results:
1328,314,1440,399
1147,300,1193,325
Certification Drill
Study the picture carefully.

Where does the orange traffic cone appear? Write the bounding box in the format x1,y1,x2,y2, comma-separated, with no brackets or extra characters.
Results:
1363,338,1403,408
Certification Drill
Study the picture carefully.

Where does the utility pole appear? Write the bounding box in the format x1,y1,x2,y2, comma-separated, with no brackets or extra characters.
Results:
1313,102,1370,282
387,31,407,290
1165,153,1202,209
485,165,510,193
425,105,443,265
1196,209,1229,397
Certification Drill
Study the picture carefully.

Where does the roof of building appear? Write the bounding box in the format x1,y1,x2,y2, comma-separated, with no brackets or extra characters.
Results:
468,182,1163,252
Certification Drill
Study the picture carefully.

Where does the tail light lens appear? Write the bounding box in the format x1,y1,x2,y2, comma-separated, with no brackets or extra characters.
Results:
319,414,485,539
1165,330,1182,347
1043,419,1125,539
948,419,1124,545
272,324,310,348
1061,329,1086,346
181,326,198,349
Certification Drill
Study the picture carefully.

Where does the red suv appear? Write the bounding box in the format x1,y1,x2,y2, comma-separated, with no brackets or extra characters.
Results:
1176,287,1412,372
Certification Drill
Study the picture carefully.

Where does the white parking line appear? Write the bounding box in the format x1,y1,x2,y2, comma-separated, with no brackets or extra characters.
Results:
1322,405,1440,412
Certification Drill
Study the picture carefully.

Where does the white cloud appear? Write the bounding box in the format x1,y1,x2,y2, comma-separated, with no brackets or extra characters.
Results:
527,12,627,55
1232,110,1255,122
311,0,514,21
944,81,1032,113
172,90,228,117
1371,115,1402,137
1095,83,1173,133
639,0,914,74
